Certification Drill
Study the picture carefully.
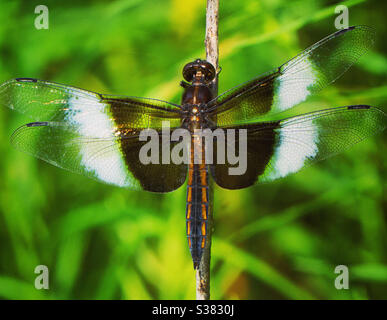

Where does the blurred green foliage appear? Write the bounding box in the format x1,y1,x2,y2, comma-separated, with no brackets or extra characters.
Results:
0,0,386,299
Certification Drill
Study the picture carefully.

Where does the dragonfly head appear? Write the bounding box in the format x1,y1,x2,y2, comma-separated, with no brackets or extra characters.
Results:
182,59,216,84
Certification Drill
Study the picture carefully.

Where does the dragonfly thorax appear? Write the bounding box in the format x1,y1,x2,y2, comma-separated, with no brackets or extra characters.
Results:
181,82,213,106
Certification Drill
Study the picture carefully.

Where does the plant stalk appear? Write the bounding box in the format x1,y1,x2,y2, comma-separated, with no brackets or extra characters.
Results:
195,0,219,301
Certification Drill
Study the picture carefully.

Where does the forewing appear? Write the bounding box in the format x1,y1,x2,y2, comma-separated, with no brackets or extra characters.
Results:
0,78,182,129
208,26,375,126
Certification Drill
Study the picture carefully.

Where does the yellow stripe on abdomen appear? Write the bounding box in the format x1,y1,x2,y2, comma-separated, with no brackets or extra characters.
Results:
185,135,209,269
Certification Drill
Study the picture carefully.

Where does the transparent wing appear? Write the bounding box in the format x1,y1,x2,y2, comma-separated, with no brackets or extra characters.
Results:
1,78,186,191
0,78,182,130
211,106,386,189
208,26,375,126
11,121,187,192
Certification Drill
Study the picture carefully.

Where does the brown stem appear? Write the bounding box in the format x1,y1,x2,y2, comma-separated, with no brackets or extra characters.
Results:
195,0,219,301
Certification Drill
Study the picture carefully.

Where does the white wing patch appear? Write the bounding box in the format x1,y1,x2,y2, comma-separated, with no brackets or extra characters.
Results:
262,117,319,181
66,95,138,188
272,57,319,112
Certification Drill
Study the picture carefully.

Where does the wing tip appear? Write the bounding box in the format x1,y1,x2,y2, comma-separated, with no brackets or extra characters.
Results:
347,105,387,132
334,25,375,45
0,78,38,94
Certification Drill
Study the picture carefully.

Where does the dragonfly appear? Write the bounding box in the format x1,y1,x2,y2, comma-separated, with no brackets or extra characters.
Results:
0,26,386,269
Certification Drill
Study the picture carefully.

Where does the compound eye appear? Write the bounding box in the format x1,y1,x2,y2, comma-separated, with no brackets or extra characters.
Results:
201,61,216,82
182,62,196,82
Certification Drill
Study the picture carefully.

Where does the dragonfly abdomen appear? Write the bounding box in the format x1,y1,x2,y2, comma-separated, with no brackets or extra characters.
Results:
186,137,209,269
